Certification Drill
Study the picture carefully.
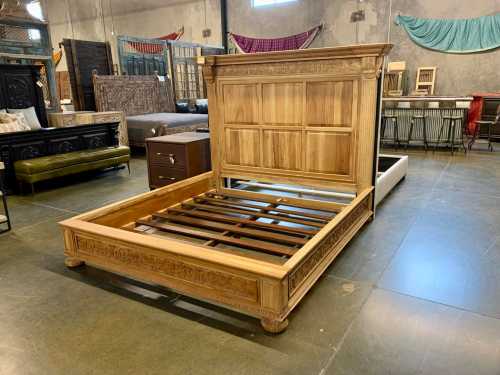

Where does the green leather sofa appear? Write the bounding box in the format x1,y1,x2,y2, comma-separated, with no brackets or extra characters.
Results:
14,146,130,193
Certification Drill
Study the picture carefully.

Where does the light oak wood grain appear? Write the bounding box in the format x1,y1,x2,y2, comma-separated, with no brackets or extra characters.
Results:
62,44,391,333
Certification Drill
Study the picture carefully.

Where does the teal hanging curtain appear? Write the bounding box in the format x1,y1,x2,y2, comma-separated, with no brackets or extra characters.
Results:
396,13,500,53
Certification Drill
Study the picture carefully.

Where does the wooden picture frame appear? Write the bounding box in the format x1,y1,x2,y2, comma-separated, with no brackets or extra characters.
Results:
60,44,391,333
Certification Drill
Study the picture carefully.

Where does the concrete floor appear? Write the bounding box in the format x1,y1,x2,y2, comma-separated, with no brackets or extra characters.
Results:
1,149,499,374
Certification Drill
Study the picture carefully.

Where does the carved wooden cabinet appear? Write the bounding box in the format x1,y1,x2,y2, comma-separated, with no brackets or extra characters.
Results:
146,132,211,189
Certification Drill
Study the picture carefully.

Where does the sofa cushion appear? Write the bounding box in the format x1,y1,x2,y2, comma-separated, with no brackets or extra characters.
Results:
15,146,130,175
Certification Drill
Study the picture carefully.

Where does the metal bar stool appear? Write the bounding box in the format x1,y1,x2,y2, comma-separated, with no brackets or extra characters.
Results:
0,162,11,234
381,114,400,148
435,114,467,155
406,101,428,150
470,105,499,152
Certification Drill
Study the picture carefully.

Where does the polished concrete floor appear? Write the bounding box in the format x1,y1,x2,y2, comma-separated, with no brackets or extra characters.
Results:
1,149,500,374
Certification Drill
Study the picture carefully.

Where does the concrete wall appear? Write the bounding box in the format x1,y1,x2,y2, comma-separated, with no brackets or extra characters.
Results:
44,0,499,95
45,0,222,72
228,0,500,95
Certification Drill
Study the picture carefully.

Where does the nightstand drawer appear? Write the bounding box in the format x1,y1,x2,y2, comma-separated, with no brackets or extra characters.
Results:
148,142,186,167
149,166,186,187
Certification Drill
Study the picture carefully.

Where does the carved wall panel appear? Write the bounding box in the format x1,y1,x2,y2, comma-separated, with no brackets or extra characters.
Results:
93,75,175,116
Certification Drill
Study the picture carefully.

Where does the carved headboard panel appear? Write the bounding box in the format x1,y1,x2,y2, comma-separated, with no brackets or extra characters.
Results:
93,74,175,116
201,44,391,194
0,64,48,127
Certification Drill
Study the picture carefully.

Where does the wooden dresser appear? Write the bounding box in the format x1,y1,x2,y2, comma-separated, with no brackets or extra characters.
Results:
146,132,211,189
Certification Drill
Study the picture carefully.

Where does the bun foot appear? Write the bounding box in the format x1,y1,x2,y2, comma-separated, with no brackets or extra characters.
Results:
65,257,84,268
260,318,289,334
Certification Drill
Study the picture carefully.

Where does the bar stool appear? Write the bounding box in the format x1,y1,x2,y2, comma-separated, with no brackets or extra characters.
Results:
381,114,399,148
435,114,466,155
406,101,428,150
0,162,11,234
381,101,400,148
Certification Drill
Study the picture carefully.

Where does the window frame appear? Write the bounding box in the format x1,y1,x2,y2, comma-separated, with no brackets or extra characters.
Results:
252,0,297,8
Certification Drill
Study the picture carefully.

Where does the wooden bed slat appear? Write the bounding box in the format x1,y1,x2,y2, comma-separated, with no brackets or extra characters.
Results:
187,201,325,228
153,212,307,246
213,189,346,213
201,194,333,222
167,207,317,236
136,219,296,257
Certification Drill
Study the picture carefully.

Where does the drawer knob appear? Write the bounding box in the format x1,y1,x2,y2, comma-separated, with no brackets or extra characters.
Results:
156,152,162,156
158,176,176,181
168,154,176,165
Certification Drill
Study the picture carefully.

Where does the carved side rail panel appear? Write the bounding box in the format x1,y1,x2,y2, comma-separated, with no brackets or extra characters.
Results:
288,193,372,298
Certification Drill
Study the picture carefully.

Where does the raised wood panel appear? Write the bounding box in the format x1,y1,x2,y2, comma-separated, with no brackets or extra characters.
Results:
225,128,260,167
305,132,352,176
223,84,259,124
306,81,354,127
262,83,303,125
262,130,301,171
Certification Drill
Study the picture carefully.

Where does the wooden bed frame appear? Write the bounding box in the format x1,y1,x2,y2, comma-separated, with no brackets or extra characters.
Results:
60,44,391,333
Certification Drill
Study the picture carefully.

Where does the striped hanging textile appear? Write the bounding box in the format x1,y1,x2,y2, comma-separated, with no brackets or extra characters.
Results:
127,27,184,54
229,25,323,54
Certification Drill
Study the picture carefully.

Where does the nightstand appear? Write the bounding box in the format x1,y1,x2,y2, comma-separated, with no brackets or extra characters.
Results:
146,132,211,190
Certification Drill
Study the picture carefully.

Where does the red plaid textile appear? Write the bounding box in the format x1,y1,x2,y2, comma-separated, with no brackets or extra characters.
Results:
127,28,184,54
229,25,322,54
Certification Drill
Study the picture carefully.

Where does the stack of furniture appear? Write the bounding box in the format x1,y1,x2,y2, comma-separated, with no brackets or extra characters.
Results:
0,64,130,193
415,67,437,95
146,132,211,190
383,61,408,97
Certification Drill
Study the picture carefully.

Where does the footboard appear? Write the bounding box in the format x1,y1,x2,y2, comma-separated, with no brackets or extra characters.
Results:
61,173,373,332
62,222,289,324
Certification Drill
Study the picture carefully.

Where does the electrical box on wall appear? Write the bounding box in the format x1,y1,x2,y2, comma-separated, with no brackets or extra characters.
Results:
351,10,365,22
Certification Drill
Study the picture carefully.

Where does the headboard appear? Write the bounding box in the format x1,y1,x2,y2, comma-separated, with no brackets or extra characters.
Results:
201,44,392,195
0,64,48,127
92,74,175,116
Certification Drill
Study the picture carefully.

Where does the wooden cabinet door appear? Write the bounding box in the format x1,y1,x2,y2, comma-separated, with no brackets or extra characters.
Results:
62,39,113,111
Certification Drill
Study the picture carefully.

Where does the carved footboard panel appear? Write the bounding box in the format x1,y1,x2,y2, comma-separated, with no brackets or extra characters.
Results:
63,226,288,322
